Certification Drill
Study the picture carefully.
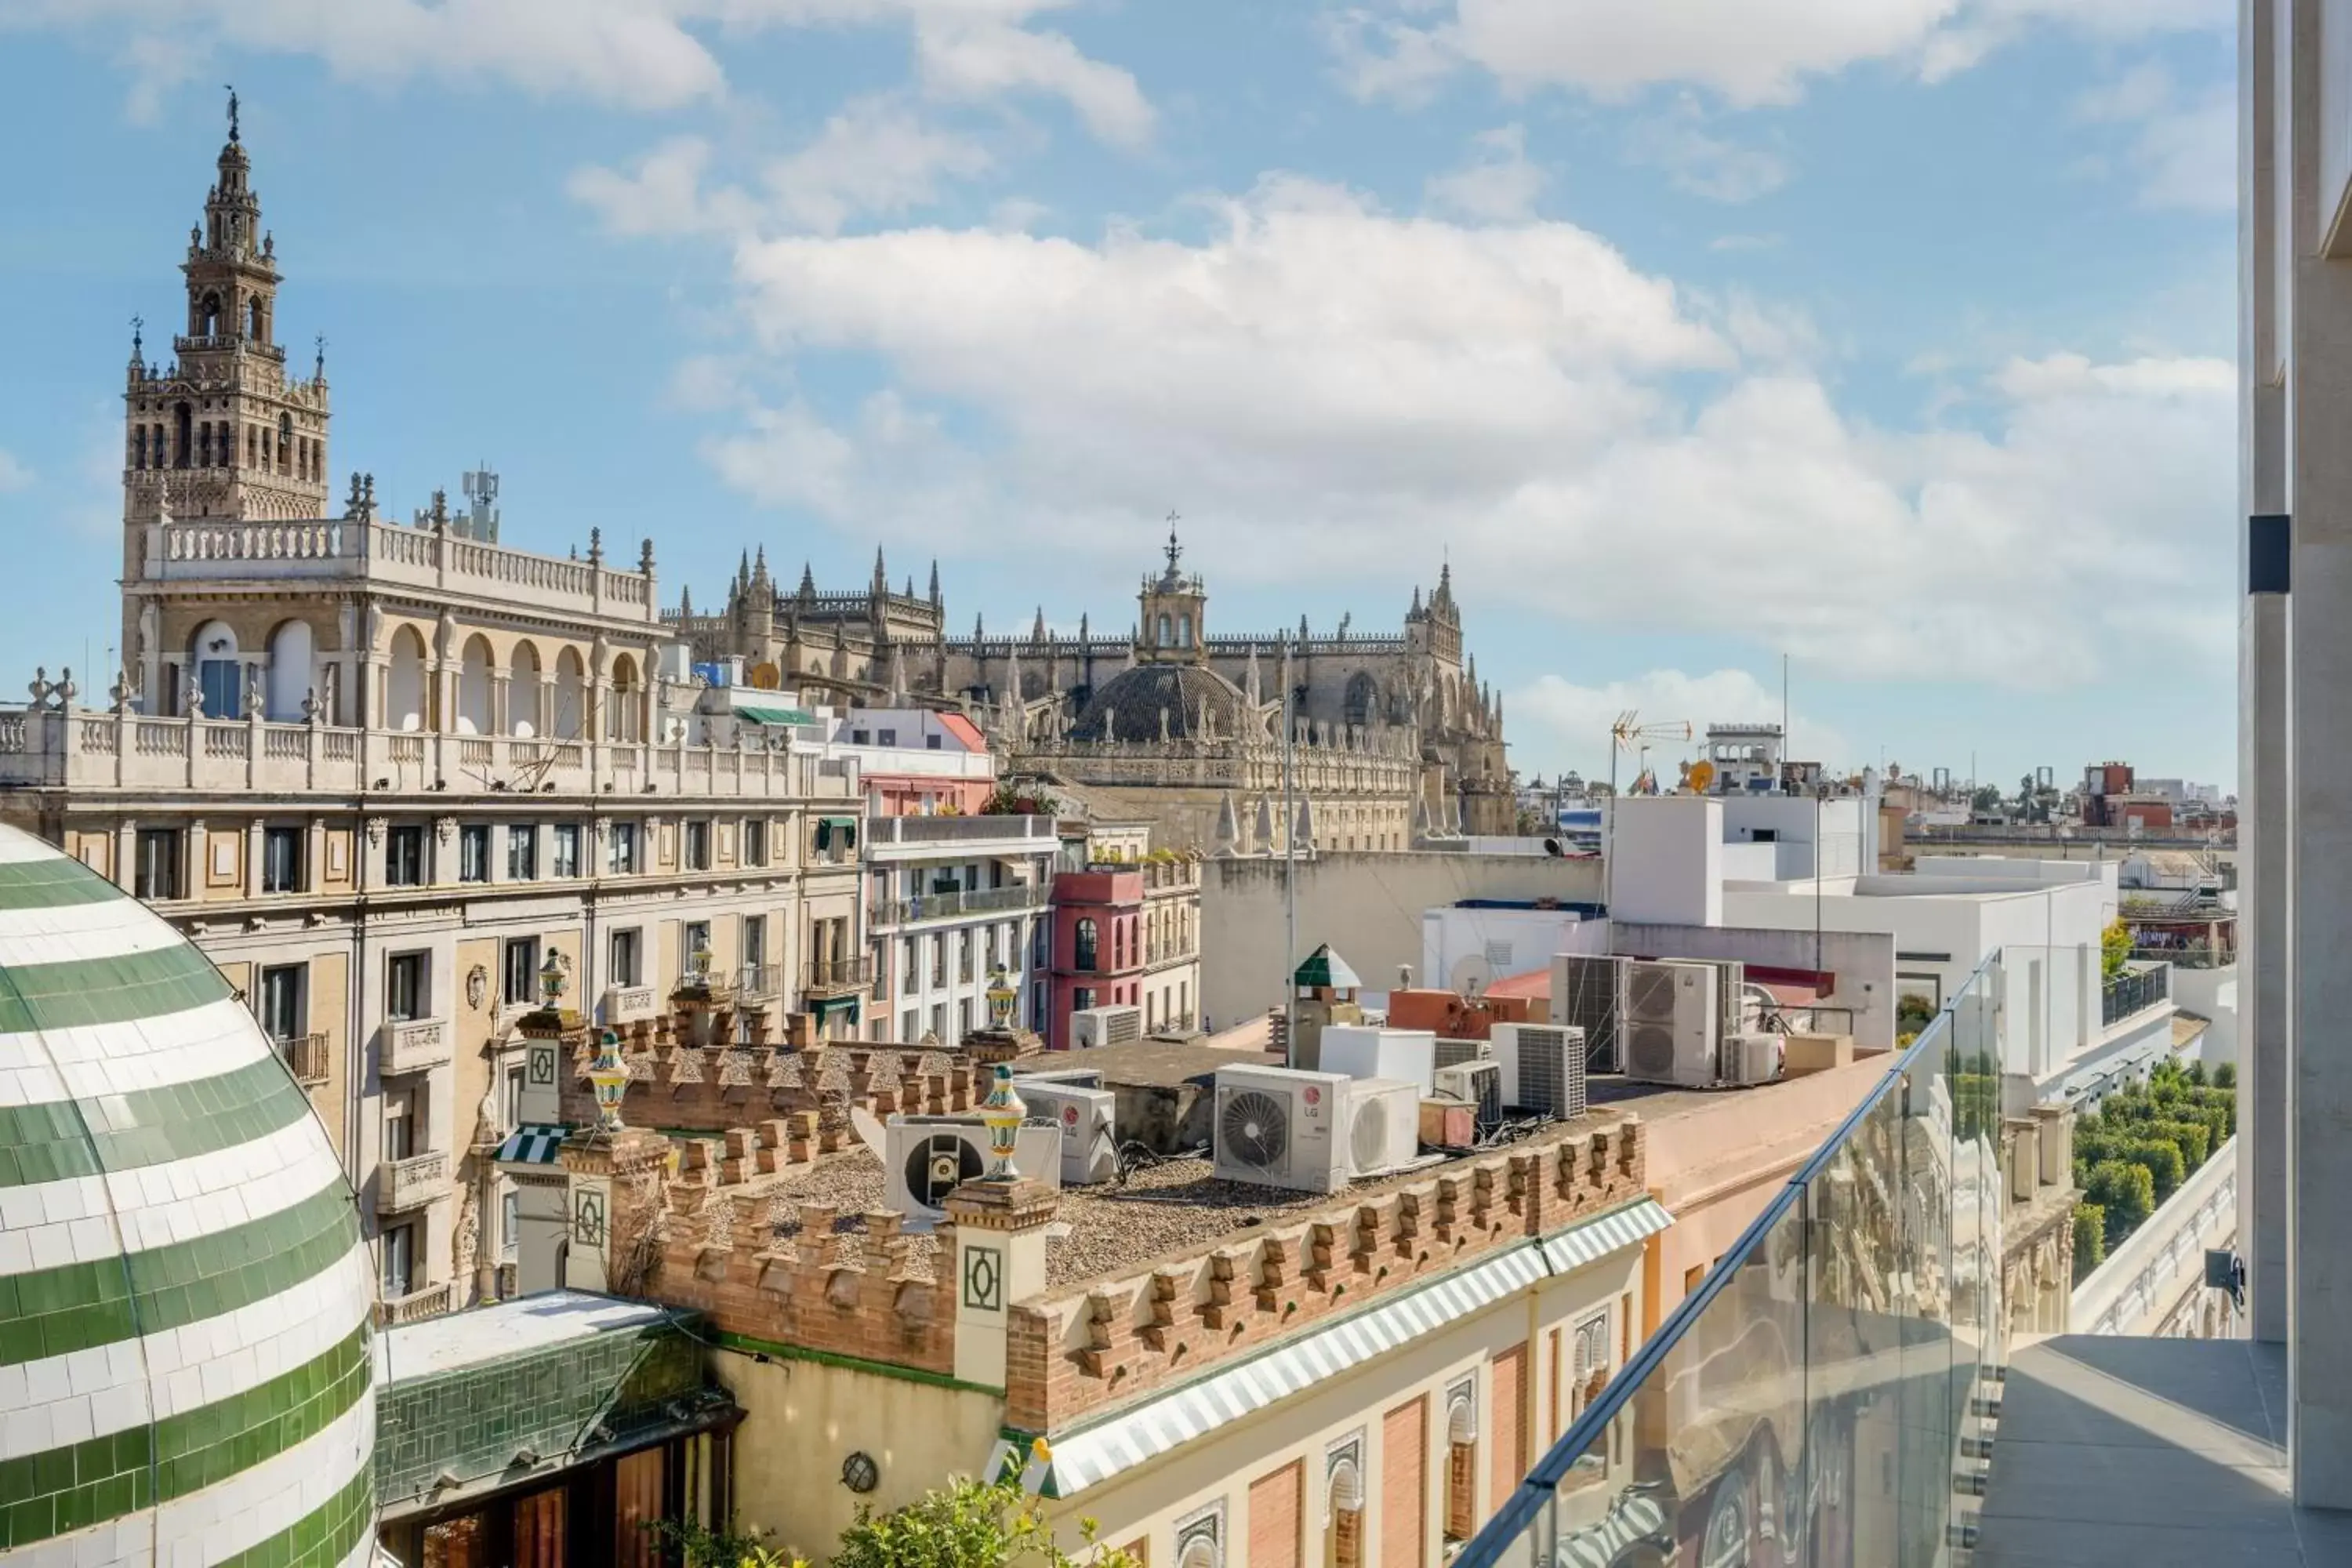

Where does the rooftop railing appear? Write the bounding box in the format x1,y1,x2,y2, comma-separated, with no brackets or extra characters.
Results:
1461,953,2006,1568
866,812,1056,846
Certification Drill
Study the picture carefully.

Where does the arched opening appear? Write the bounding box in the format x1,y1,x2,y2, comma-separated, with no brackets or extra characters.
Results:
191,620,242,719
1178,612,1194,648
1074,917,1099,973
456,635,495,735
553,648,586,739
1156,613,1172,648
265,619,314,722
247,295,266,340
1344,672,1377,729
1444,1394,1477,1541
133,426,147,470
510,642,544,738
173,403,193,470
278,413,294,476
607,654,641,742
198,292,222,339
387,625,429,732
1324,1458,1364,1568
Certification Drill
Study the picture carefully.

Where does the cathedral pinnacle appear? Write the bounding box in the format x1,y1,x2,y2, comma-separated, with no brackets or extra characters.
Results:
225,85,240,145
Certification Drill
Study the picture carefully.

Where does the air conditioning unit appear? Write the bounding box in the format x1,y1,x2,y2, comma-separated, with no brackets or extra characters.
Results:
1212,1065,1351,1193
1684,957,1748,1041
1490,1023,1588,1120
1433,1037,1492,1069
1346,1079,1423,1178
1722,1033,1784,1088
1070,1005,1144,1050
1017,1080,1118,1184
884,1116,1063,1220
1432,1060,1502,1127
1319,1026,1436,1094
1551,954,1628,1073
1015,1066,1105,1090
1619,960,1720,1087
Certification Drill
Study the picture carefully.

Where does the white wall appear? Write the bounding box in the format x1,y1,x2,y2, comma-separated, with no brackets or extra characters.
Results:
1609,797,1722,926
1418,906,1607,993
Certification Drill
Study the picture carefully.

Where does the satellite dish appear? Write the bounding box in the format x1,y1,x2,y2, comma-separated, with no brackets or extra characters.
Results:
750,662,782,690
1686,760,1716,794
1448,953,1493,998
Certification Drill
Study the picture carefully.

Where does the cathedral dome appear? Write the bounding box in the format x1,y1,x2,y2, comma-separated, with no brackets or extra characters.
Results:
0,824,376,1565
1072,662,1257,744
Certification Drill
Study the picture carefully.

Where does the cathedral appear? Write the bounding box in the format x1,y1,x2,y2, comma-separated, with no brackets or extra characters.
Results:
670,530,1515,851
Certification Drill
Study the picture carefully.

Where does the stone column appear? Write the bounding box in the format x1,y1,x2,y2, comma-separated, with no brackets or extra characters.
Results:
2280,0,2352,1507
554,1124,670,1297
2239,0,2291,1351
944,1177,1058,1389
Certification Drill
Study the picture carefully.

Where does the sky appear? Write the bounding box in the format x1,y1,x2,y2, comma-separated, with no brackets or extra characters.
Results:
0,0,2241,793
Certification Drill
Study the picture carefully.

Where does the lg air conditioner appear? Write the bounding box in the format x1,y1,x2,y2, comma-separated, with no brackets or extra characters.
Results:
1213,1065,1351,1193
1619,960,1721,1087
1490,1022,1590,1119
883,1116,1063,1220
1551,954,1628,1073
1017,1080,1119,1184
1070,1005,1144,1050
1433,1037,1493,1070
1346,1079,1424,1178
1432,1059,1502,1127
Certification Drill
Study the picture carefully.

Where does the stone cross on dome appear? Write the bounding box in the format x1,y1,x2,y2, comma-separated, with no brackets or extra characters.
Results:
1164,510,1182,576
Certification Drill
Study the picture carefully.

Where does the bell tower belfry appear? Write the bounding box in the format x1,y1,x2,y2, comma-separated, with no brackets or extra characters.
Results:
122,89,333,554
1137,515,1207,665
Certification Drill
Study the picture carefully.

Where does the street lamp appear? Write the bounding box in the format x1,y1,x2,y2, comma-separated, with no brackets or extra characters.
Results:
587,1029,630,1131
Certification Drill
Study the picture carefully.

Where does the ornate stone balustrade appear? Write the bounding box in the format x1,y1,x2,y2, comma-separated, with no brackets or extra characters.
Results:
381,1017,452,1075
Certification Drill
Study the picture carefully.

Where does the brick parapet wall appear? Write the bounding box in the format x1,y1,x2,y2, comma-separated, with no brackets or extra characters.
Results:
560,1027,983,1138
1004,1113,1646,1432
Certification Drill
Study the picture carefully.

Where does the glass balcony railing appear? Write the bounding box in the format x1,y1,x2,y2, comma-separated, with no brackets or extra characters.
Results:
1461,954,2007,1568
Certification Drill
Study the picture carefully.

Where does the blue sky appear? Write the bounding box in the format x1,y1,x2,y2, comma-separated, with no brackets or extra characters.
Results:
0,0,2239,791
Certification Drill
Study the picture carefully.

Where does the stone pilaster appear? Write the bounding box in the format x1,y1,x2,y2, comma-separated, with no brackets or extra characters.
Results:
944,1177,1058,1388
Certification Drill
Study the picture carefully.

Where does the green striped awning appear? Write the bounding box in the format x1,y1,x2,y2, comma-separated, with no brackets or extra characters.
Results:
993,1196,1672,1497
811,996,861,1024
814,815,860,849
496,1124,573,1165
737,706,816,726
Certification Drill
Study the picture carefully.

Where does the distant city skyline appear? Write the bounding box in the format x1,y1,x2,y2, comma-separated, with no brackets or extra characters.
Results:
0,2,2239,787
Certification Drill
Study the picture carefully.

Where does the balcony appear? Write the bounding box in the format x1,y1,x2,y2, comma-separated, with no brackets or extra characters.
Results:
379,1280,454,1325
736,961,782,1001
603,984,659,1024
804,954,873,996
878,881,1048,927
2100,960,2171,1028
379,1017,452,1075
378,1150,450,1214
866,812,1055,848
277,1031,330,1087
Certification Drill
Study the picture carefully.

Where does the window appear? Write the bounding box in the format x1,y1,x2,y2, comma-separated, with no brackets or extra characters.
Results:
261,826,303,893
928,1002,947,1041
684,920,712,974
926,734,942,750
384,1087,416,1160
743,915,767,987
385,825,425,887
956,930,973,983
1073,986,1095,1013
502,1189,520,1264
1074,917,1099,972
878,728,898,746
552,823,582,878
502,938,539,1007
507,825,539,881
609,928,642,988
504,1063,524,1134
458,824,491,884
684,819,711,871
956,997,972,1037
901,937,918,990
134,827,183,900
930,934,946,987
742,817,768,867
387,952,430,1022
851,728,871,745
382,1222,416,1298
256,964,304,1042
608,822,639,875
901,1010,918,1040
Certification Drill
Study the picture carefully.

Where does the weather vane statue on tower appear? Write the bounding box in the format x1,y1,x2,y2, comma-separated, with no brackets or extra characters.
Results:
225,85,239,143
1164,510,1182,576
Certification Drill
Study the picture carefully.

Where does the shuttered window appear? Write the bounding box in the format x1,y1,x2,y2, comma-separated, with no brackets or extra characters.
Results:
1250,1462,1302,1568
1381,1397,1426,1568
1490,1344,1527,1519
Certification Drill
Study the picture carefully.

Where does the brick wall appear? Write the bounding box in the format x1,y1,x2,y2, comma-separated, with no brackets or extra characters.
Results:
1001,1114,1646,1432
560,1029,982,1138
1248,1461,1301,1568
1486,1343,1524,1520
1381,1397,1425,1568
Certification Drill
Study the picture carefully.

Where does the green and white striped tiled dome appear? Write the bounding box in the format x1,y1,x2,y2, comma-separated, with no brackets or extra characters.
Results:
0,824,376,1566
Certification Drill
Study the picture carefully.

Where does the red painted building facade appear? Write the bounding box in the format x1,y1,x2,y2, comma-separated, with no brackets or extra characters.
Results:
1044,867,1145,1050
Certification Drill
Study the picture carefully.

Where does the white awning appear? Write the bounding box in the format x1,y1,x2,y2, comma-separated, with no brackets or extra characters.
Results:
998,1196,1672,1498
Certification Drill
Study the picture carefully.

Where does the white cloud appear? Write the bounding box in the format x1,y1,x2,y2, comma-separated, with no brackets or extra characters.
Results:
1512,669,1851,781
1330,0,2226,109
570,100,992,238
0,450,31,492
1425,124,1548,221
1624,98,1789,202
1,0,1149,143
2073,64,2232,213
673,180,2229,691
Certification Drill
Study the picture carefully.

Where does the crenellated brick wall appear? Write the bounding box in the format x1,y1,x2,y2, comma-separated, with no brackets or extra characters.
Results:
1003,1113,1646,1432
559,1030,985,1137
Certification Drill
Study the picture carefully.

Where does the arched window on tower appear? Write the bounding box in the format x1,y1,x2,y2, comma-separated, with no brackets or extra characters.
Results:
198,423,212,469
198,293,222,339
246,426,258,470
1156,614,1172,648
278,414,293,475
172,404,192,470
1178,612,1194,648
133,427,147,470
248,296,266,341
1345,671,1377,729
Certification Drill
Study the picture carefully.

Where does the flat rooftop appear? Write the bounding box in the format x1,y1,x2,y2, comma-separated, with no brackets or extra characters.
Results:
1976,1335,2352,1566
746,1105,1636,1289
376,1289,683,1382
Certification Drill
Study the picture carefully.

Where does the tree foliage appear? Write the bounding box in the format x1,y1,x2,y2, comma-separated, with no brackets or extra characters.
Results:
2082,1160,2154,1249
2071,1202,2106,1283
833,1475,1141,1568
2100,920,2133,980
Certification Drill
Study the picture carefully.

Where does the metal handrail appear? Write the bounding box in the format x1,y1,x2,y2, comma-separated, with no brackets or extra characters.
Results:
1459,953,1995,1565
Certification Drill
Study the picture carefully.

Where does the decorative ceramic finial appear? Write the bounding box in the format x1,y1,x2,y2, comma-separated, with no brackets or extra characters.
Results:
981,1064,1025,1180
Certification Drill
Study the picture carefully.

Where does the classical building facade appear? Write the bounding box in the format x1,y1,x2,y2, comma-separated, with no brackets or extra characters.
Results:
0,107,873,1324
670,533,1515,851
